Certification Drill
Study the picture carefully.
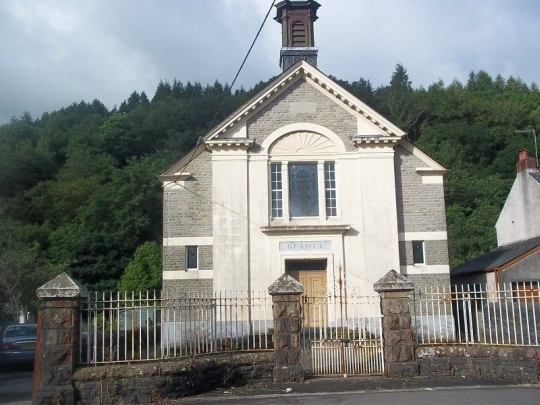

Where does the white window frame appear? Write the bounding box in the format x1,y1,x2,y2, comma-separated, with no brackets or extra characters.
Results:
270,163,283,218
324,162,337,217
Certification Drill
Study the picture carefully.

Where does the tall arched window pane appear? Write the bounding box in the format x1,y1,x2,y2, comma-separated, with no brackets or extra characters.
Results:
289,163,318,216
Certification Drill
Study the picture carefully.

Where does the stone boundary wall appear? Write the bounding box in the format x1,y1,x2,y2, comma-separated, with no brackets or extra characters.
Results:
73,352,273,404
416,345,540,383
71,345,540,405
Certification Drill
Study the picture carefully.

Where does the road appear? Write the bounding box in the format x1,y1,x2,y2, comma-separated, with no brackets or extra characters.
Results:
179,386,540,405
0,365,33,405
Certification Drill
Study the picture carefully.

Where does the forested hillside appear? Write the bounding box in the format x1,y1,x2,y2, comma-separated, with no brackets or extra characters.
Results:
1,65,538,322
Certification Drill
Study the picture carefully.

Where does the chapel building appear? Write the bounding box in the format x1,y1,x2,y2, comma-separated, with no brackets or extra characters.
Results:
160,0,450,298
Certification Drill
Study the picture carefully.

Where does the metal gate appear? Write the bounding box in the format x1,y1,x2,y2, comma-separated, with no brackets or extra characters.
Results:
301,292,384,376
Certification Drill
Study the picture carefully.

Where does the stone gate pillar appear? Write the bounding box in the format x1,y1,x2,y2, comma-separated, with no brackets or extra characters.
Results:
373,269,418,378
268,273,304,382
35,273,88,405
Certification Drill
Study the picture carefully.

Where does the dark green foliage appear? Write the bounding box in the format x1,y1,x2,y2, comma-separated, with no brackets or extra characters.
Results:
118,241,162,292
0,78,262,295
0,220,59,322
0,68,538,303
413,67,540,267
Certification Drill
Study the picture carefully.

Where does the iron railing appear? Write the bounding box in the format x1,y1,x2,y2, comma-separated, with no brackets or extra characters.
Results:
301,294,383,376
412,283,540,346
79,290,273,364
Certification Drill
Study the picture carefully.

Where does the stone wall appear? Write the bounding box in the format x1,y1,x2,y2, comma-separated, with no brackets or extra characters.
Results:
70,345,540,404
399,240,449,267
406,274,451,292
162,149,214,293
416,346,540,383
73,352,273,404
162,150,213,239
162,279,213,298
247,79,357,151
394,145,447,234
163,245,213,272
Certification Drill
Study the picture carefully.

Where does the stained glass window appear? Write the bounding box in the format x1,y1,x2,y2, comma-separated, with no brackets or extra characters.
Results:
289,163,319,217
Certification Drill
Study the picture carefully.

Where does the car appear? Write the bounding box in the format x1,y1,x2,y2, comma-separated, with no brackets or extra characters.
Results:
0,324,37,366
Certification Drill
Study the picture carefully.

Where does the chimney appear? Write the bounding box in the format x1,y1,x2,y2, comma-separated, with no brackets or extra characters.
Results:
516,148,538,173
274,0,320,71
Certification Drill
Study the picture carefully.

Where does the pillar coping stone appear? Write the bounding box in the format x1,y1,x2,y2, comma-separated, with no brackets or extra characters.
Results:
373,269,413,292
37,272,88,299
268,273,304,296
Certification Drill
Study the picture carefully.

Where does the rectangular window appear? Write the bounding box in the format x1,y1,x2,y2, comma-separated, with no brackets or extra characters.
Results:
412,241,425,265
186,246,198,270
270,163,283,218
289,162,319,217
513,282,540,302
324,162,336,217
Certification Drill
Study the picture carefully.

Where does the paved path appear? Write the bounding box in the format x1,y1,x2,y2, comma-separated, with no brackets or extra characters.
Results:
0,367,33,405
178,386,540,405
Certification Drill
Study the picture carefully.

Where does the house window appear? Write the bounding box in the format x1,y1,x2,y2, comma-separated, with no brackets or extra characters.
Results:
412,241,425,265
324,162,336,217
186,246,198,270
512,282,540,302
271,163,283,218
270,161,337,219
289,163,319,217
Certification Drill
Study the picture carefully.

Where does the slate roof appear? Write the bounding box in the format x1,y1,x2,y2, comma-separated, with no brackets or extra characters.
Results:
451,235,540,276
530,171,540,183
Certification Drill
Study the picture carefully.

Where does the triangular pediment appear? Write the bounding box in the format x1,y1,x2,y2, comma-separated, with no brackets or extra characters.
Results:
161,60,445,178
205,60,406,141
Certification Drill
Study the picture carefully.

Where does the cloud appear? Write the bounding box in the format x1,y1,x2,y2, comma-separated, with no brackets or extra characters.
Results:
0,0,539,124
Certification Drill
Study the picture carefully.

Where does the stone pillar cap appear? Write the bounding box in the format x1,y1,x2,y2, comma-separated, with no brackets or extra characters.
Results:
268,273,304,295
373,269,413,292
37,272,88,299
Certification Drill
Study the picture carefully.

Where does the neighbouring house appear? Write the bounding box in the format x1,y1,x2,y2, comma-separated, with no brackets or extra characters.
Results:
496,149,540,246
451,149,540,293
159,0,450,302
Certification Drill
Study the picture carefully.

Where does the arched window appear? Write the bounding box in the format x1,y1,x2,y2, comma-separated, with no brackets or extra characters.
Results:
268,132,338,219
291,21,306,47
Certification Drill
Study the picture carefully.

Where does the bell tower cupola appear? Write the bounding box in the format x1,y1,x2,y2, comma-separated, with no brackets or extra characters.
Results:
274,0,320,71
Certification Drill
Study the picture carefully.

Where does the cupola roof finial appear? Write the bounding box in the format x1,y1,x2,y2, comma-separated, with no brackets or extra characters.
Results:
274,0,321,71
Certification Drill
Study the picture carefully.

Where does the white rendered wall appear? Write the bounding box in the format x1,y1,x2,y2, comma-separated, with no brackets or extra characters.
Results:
496,170,540,245
211,150,250,292
239,146,400,295
342,146,401,290
247,155,274,292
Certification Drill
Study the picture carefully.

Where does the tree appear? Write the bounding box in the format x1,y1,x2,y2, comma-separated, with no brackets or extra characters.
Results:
152,80,172,102
44,155,164,291
0,222,58,322
99,112,140,165
374,64,428,141
118,241,162,292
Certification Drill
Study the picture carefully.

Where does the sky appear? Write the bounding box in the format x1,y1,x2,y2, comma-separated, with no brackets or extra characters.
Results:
1,0,540,124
